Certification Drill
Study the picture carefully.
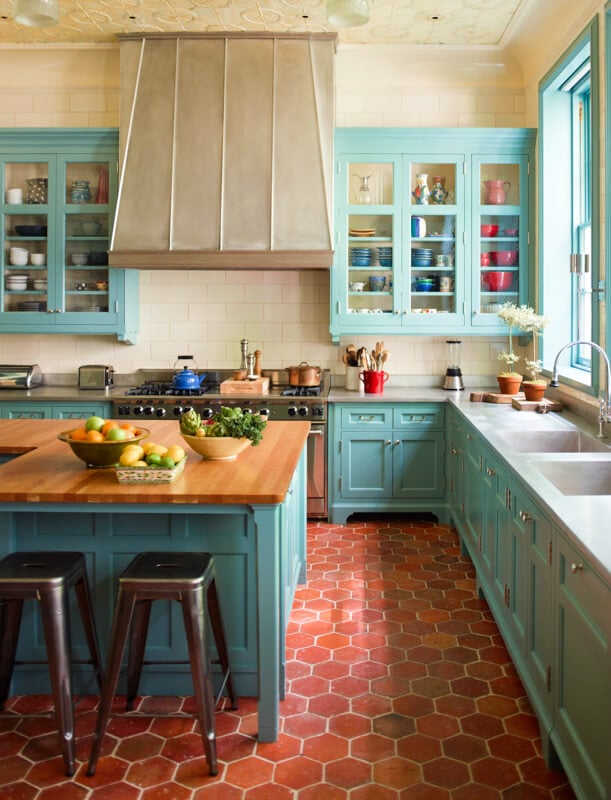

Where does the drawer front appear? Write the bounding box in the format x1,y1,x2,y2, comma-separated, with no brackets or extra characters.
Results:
340,406,394,429
558,536,608,637
393,405,445,430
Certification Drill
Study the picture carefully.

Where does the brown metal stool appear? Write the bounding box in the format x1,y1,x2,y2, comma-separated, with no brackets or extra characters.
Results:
0,551,104,777
87,552,237,778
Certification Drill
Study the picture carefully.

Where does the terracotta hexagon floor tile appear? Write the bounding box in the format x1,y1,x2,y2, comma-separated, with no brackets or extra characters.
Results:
293,646,331,666
0,754,30,783
393,694,435,718
273,755,323,789
397,732,442,763
77,755,130,789
36,783,90,800
140,780,194,799
466,661,504,681
451,783,502,799
115,731,164,762
434,695,476,719
125,754,176,788
400,783,451,799
427,660,466,681
471,755,521,789
350,660,389,681
461,712,505,739
490,675,528,699
282,712,327,739
351,693,393,718
0,731,29,758
297,782,349,799
325,756,372,789
442,732,488,762
223,754,274,789
290,675,329,698
243,783,294,799
308,691,350,717
373,756,421,789
450,676,490,699
328,712,372,739
476,695,520,719
211,731,256,763
488,732,536,762
519,756,574,789
372,713,415,739
417,714,460,740
351,784,401,800
370,676,412,699
503,712,541,739
0,781,39,799
81,783,140,800
411,676,451,699
422,756,470,788
351,732,395,762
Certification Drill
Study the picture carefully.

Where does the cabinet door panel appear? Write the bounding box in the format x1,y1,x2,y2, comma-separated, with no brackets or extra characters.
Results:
393,431,444,498
340,432,393,499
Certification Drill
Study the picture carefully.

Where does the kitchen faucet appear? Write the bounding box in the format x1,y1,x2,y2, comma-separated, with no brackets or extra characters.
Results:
549,340,611,437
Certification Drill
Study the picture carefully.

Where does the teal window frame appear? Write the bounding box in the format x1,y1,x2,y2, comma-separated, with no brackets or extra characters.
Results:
538,16,600,392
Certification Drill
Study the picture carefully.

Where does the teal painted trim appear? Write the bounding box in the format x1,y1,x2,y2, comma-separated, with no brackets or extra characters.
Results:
606,2,611,361
537,15,601,396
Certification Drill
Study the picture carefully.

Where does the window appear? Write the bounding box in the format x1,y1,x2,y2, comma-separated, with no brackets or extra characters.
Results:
539,17,599,390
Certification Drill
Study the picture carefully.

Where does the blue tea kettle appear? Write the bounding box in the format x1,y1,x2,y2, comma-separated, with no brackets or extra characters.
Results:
172,355,206,390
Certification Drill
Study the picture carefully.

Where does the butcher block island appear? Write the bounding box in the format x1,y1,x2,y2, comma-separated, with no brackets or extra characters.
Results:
0,419,309,742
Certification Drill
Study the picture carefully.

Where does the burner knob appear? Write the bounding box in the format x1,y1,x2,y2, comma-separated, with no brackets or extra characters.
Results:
144,406,154,416
298,406,309,417
242,407,252,414
184,406,194,414
173,406,184,417
287,405,298,417
133,406,145,416
259,408,270,417
116,405,130,416
155,407,167,417
201,408,214,420
312,406,324,417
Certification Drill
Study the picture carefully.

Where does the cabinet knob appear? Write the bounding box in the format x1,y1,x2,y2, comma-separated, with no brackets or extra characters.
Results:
451,447,462,455
519,510,532,522
570,562,584,574
385,439,392,446
486,467,496,477
394,439,400,446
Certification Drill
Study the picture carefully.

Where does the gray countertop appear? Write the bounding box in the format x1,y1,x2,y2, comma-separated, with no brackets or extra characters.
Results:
330,387,611,584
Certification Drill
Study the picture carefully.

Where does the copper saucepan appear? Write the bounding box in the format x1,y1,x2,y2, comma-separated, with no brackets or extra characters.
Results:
285,362,322,387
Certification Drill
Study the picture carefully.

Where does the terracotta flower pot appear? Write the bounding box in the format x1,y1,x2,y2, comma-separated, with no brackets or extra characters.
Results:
497,374,522,395
522,381,546,402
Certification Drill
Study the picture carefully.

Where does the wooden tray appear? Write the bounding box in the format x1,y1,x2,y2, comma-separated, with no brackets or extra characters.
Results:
482,391,525,404
220,377,270,395
511,397,563,412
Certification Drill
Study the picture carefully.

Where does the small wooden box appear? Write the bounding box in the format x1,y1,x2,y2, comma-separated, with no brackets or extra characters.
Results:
220,377,270,395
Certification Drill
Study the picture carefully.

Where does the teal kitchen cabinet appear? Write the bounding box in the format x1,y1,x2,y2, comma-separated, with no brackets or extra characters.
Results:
0,129,138,343
0,402,111,420
328,402,446,523
551,532,611,800
330,128,536,340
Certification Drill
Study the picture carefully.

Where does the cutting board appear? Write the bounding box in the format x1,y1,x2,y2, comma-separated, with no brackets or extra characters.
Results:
220,376,270,395
480,391,526,404
511,397,563,412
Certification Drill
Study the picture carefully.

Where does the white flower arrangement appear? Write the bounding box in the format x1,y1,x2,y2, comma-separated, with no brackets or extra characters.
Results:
497,303,550,378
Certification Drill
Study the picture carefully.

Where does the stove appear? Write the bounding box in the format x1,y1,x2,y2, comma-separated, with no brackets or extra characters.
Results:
111,369,330,519
113,369,329,421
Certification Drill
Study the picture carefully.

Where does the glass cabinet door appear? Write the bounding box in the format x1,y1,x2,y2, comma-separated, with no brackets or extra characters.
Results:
473,155,528,324
2,157,53,317
343,159,399,322
405,158,463,322
60,156,115,319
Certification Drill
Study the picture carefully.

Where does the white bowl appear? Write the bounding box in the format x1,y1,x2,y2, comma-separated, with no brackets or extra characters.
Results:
10,252,28,267
81,221,102,236
30,253,45,266
33,279,47,290
71,253,88,266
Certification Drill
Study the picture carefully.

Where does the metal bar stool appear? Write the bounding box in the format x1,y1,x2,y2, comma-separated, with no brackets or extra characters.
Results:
0,551,104,777
87,551,237,778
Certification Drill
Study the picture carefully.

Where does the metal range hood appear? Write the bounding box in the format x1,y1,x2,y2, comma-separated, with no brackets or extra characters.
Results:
110,32,336,270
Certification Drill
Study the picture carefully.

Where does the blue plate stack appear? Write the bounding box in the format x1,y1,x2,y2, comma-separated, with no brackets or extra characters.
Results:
351,247,372,266
412,247,433,267
377,246,393,267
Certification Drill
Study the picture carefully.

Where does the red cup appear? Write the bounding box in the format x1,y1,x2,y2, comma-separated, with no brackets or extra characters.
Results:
360,370,389,394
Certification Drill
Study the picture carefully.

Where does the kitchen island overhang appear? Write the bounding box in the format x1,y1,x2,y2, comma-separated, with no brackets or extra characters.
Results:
0,419,309,743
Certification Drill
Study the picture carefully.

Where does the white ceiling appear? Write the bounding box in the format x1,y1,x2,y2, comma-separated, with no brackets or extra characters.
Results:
0,0,528,47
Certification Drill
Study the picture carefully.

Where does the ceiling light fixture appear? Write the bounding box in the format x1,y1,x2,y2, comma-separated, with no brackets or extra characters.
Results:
14,0,59,27
326,0,369,27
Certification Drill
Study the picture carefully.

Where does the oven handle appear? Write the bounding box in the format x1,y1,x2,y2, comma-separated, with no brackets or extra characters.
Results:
308,428,325,435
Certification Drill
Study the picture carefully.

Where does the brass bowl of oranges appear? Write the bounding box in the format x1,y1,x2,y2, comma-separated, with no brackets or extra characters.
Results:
58,416,149,468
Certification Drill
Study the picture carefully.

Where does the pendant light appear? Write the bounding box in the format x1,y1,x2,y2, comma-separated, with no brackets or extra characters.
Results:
14,0,60,27
326,0,369,27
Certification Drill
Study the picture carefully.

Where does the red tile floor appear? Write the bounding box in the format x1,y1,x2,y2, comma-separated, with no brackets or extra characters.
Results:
0,517,577,799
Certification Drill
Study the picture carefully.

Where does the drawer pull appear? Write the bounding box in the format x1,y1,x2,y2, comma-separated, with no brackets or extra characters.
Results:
451,447,462,455
519,510,532,523
409,415,431,422
486,467,496,477
357,415,378,423
571,562,584,574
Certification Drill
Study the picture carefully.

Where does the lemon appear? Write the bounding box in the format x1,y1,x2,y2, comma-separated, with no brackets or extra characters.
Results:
165,445,186,463
141,441,157,454
122,444,145,461
133,460,148,467
119,449,143,467
147,443,168,457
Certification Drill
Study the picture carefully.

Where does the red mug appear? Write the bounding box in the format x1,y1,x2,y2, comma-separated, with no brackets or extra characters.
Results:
360,370,389,394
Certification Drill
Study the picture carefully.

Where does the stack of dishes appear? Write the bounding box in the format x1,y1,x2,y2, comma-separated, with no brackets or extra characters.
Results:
412,247,433,267
377,246,393,267
17,301,46,311
5,274,28,291
351,247,372,266
349,227,376,238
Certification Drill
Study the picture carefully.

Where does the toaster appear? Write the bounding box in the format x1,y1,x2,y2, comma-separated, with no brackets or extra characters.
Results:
0,364,42,389
78,364,114,389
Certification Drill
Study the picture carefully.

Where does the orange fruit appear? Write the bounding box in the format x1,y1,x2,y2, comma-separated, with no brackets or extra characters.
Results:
120,422,137,433
101,420,119,436
70,427,88,441
85,430,104,443
123,430,135,439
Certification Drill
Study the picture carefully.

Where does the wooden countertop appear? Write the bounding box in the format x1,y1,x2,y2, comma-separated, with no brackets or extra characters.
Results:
0,419,309,505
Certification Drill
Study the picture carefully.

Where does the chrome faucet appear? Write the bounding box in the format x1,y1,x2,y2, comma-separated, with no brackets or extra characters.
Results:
550,340,611,437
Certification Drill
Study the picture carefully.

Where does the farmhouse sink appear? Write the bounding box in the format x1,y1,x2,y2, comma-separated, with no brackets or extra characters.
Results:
492,429,610,454
535,460,611,495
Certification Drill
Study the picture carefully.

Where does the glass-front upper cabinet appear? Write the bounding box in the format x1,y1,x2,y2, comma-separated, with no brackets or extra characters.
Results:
405,158,464,324
472,154,529,326
0,129,138,342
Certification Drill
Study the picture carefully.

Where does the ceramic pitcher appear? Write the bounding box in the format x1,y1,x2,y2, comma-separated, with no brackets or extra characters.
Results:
484,180,511,205
413,174,430,205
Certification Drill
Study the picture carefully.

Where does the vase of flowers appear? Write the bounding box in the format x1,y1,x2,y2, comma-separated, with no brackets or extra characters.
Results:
496,302,524,394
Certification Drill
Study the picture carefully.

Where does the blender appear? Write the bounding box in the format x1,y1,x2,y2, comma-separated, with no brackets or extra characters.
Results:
443,339,464,391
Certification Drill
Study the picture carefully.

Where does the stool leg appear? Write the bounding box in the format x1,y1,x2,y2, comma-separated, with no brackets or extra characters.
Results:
38,586,76,777
181,589,218,776
207,579,238,710
73,573,104,692
126,599,152,710
87,588,136,777
0,599,24,710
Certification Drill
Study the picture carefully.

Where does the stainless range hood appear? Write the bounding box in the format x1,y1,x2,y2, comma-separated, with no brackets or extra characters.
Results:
110,32,336,270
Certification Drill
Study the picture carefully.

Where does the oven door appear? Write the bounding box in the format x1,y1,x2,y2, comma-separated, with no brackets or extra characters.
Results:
307,423,327,519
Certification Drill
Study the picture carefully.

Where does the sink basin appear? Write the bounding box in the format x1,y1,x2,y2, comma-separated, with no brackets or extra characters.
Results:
536,460,611,495
492,430,610,453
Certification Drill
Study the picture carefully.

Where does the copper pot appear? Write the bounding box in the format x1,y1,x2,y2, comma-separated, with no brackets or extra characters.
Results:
285,362,322,387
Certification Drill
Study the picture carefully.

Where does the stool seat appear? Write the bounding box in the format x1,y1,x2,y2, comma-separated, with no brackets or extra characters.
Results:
0,551,103,777
87,551,237,778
